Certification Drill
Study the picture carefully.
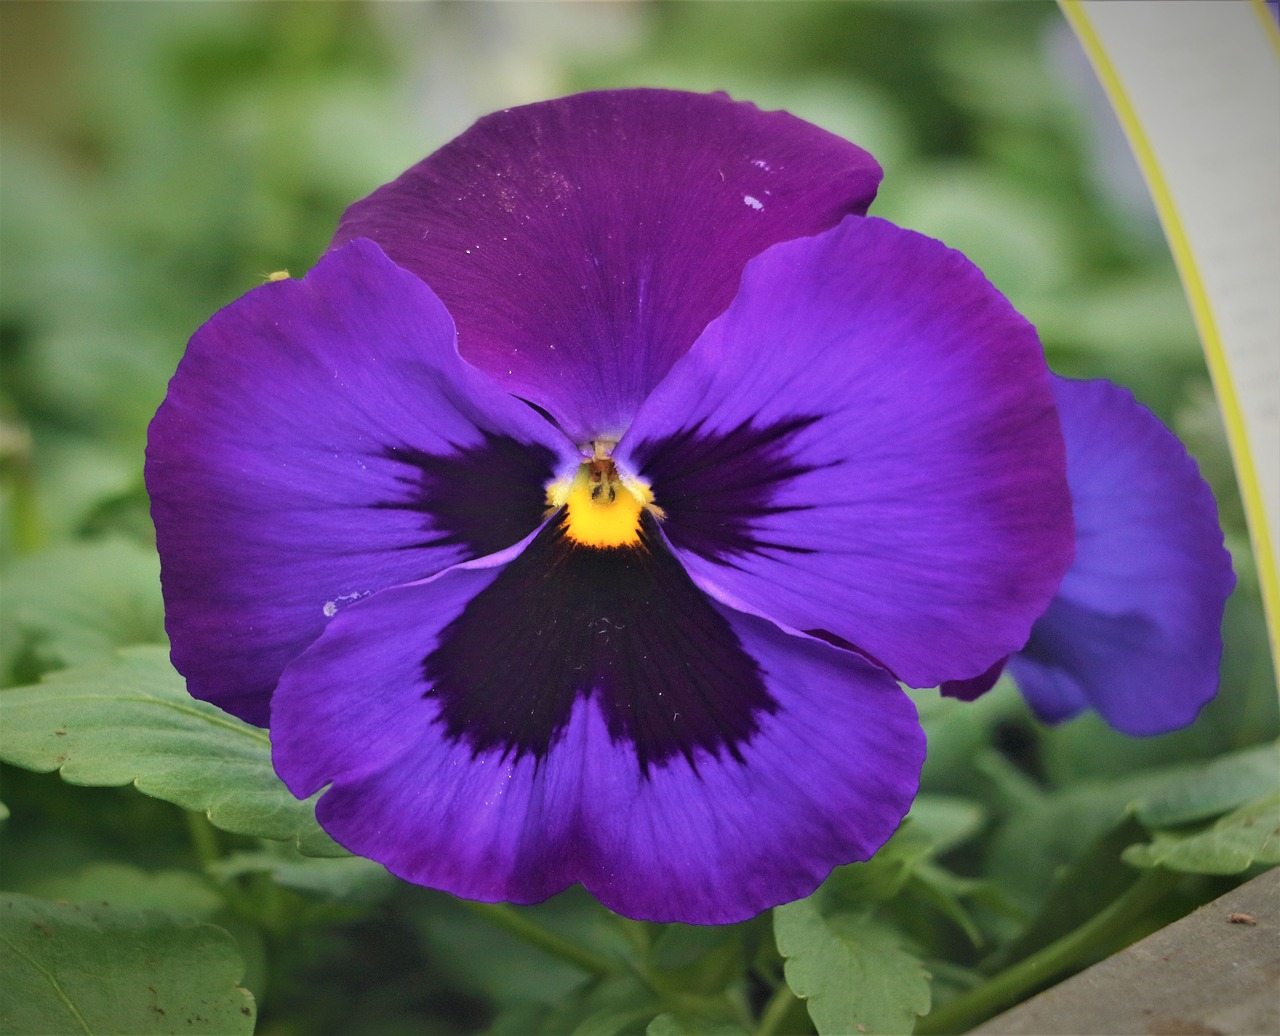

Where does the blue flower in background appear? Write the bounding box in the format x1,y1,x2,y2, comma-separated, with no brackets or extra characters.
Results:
146,89,1228,923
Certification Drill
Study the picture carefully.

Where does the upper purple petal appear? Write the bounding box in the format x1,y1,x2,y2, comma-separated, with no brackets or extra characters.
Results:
616,216,1076,689
272,540,922,924
330,88,883,444
1007,376,1234,734
145,239,578,725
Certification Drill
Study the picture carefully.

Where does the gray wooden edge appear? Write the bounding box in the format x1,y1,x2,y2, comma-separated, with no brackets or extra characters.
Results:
969,867,1279,1036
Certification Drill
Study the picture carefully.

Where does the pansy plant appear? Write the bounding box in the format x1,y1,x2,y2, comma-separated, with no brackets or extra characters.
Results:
146,89,1232,924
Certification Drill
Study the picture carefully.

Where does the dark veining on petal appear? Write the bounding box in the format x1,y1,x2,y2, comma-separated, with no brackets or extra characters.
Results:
376,432,557,557
422,511,777,774
629,416,826,565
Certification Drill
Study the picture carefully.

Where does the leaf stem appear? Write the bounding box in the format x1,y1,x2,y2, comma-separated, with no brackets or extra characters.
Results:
915,867,1178,1034
460,900,622,979
755,983,802,1036
185,809,222,868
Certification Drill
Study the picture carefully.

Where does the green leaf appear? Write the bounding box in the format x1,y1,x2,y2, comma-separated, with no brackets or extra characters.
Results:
534,974,656,1036
979,745,1279,912
992,816,1149,964
826,795,985,906
0,892,254,1035
1127,743,1279,828
909,681,1025,794
23,863,224,920
775,897,930,1036
647,1012,748,1036
902,794,986,853
0,646,345,856
210,845,391,901
1123,792,1280,874
0,538,165,684
649,922,743,996
904,862,986,947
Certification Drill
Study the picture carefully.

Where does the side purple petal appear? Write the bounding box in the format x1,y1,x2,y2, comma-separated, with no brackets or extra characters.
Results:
1007,376,1234,734
272,555,923,925
146,240,578,725
617,216,1075,690
331,89,883,444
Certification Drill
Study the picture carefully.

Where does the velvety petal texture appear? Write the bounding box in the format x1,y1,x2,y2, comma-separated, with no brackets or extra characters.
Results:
331,89,883,444
617,216,1075,689
146,240,578,725
1006,377,1234,733
272,532,924,924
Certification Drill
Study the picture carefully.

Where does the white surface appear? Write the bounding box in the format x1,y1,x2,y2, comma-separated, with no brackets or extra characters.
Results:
1070,0,1279,664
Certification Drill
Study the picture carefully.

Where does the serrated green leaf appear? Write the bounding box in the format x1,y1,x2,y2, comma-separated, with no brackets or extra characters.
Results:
982,744,1280,911
0,646,345,856
1127,743,1279,828
1123,792,1280,874
0,892,254,1035
775,897,930,1036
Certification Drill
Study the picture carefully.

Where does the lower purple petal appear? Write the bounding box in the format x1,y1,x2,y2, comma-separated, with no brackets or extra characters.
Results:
1007,377,1234,734
272,541,922,923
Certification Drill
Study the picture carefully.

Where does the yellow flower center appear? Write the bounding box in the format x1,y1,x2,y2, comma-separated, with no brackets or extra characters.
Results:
545,446,660,549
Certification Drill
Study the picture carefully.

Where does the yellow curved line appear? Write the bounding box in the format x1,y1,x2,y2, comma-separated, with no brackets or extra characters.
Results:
1253,0,1280,57
1059,0,1280,682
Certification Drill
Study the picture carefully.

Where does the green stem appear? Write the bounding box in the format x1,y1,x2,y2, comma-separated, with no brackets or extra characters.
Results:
185,810,221,869
461,900,622,979
5,456,44,554
755,983,802,1036
916,868,1178,1035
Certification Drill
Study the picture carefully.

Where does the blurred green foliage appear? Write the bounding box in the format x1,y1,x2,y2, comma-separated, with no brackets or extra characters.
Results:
1,3,1275,1034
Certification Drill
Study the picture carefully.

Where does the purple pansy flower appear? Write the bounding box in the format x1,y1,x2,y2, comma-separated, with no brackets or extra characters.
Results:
942,377,1235,733
147,88,1220,924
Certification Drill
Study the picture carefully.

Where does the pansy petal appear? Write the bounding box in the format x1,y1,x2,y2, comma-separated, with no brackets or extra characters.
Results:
1007,377,1234,733
939,657,1008,702
146,239,577,725
272,514,922,924
331,89,883,444
616,216,1074,689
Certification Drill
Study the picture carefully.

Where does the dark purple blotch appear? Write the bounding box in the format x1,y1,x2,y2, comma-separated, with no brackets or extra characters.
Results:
377,433,557,558
422,511,778,775
630,416,825,566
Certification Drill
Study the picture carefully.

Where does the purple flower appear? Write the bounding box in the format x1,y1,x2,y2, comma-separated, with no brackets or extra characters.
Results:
149,89,1105,923
943,377,1235,734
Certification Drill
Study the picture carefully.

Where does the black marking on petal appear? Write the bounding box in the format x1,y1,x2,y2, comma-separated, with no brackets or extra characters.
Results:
630,416,827,565
422,511,777,775
376,432,557,557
